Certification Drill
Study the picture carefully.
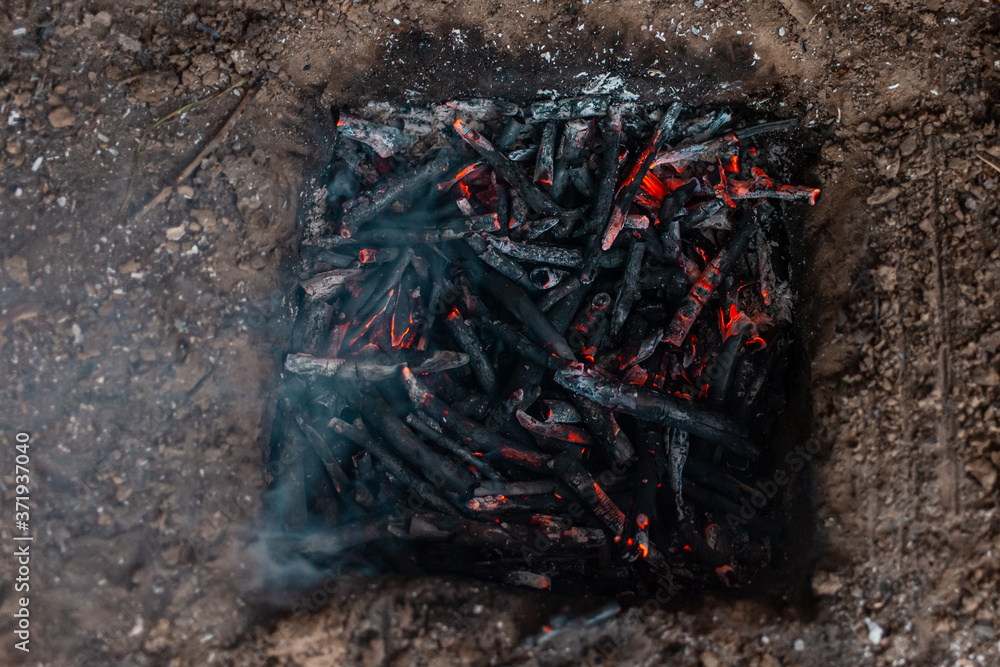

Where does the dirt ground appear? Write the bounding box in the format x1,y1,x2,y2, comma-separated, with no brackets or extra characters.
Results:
2,0,999,665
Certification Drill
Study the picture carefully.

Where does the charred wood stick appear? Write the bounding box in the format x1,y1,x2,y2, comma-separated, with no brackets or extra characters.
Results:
529,95,610,121
406,412,501,480
457,249,576,360
349,390,476,494
301,299,334,356
296,416,376,509
534,121,558,185
493,266,585,421
337,112,415,157
354,227,476,245
554,362,756,455
508,187,528,229
516,410,595,446
446,98,521,116
305,247,357,268
454,392,491,422
538,277,582,312
610,240,646,338
417,253,446,350
486,235,582,268
494,174,510,232
550,452,626,535
512,216,560,240
487,235,626,269
504,571,551,590
679,199,725,232
540,400,581,423
550,119,589,202
570,395,635,467
344,288,396,348
444,308,496,396
453,119,563,217
466,494,566,514
442,213,501,233
284,350,469,380
715,167,819,206
662,207,765,347
301,268,364,301
338,153,450,237
328,417,459,516
507,146,538,162
651,133,738,169
417,513,606,551
401,367,551,469
438,160,487,191
340,248,411,324
571,165,595,198
665,428,689,520
529,266,569,290
618,325,664,369
497,117,526,151
358,247,401,264
706,325,748,406
580,106,623,284
718,182,820,206
623,214,650,230
601,102,682,251
657,177,699,225
478,318,563,370
475,480,558,496
464,233,534,290
480,272,577,360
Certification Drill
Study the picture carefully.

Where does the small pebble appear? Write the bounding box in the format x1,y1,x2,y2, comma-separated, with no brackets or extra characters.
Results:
31,157,43,172
48,106,77,128
12,27,27,36
779,27,786,36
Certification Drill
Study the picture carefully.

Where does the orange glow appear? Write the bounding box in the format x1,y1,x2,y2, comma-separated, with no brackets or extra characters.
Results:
683,545,692,552
638,544,648,558
454,163,479,181
641,171,667,200
391,299,415,349
359,249,378,263
636,513,649,530
719,303,747,341
750,167,773,188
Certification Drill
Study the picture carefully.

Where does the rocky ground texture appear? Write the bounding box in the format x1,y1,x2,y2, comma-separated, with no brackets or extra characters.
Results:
1,0,999,665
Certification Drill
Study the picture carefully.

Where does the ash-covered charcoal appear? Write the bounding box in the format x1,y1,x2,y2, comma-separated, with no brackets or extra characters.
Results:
267,96,819,597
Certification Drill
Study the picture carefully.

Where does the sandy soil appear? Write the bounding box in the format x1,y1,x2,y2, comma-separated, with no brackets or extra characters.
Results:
1,0,999,665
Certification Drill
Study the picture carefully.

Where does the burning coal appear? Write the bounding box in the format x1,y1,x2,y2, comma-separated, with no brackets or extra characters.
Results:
264,96,817,596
